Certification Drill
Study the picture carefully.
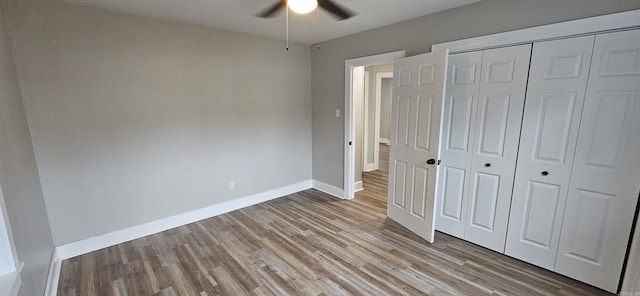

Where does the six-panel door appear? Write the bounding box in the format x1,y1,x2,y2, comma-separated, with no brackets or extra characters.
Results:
387,50,448,243
435,51,482,239
554,29,640,293
464,45,531,253
505,36,595,269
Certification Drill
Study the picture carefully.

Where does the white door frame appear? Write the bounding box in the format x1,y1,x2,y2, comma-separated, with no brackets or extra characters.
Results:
0,185,22,296
362,70,375,172
363,71,393,172
344,50,406,199
0,186,18,276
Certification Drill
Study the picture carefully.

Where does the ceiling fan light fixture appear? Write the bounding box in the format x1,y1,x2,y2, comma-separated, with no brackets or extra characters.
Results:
288,0,318,15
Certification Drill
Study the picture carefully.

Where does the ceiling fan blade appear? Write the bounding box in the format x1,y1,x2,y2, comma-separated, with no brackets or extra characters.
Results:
256,0,286,18
318,0,355,20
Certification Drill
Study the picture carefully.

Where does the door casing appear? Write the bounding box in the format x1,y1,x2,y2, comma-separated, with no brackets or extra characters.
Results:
344,51,406,199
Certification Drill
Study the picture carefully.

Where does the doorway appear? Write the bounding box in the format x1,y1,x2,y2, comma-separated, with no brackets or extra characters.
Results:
343,51,405,199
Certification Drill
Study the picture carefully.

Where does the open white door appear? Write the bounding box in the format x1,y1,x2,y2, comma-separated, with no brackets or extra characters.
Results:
387,50,448,243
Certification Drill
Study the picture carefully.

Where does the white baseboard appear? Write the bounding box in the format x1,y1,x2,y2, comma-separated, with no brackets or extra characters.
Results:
354,181,363,192
56,180,312,260
48,179,350,294
380,138,390,145
363,164,378,172
44,249,60,296
312,180,346,199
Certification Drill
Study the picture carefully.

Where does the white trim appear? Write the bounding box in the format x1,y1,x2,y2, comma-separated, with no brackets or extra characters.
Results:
0,262,22,296
352,66,365,183
380,138,390,145
362,164,377,172
363,70,377,172
345,50,406,200
432,9,640,54
0,186,18,276
354,181,363,193
57,180,312,259
0,186,21,296
44,249,60,296
312,180,346,199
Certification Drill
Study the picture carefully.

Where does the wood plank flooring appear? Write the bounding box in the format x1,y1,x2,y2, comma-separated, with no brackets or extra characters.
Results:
57,144,612,295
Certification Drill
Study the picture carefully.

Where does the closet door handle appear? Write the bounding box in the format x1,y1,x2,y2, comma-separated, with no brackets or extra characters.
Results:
541,171,549,176
485,163,491,167
427,159,436,165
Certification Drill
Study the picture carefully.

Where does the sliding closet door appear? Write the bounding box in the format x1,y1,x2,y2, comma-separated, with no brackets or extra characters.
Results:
505,36,594,269
464,45,531,253
555,29,640,293
435,52,482,238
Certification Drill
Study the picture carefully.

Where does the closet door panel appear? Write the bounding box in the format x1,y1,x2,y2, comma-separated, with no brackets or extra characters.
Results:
555,29,640,293
436,52,482,238
476,94,510,157
505,36,594,269
464,44,532,253
469,171,500,230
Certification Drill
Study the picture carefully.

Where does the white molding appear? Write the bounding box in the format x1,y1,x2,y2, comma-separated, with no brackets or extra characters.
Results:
363,70,376,172
432,9,640,54
0,186,19,276
380,138,390,145
362,163,377,172
371,71,381,172
44,249,60,296
312,180,346,199
57,180,312,259
0,262,22,296
345,50,406,200
354,181,363,193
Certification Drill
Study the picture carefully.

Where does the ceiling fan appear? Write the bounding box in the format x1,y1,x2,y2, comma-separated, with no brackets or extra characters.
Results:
257,0,355,20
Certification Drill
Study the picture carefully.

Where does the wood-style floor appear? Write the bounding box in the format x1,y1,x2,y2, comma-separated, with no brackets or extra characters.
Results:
57,144,611,296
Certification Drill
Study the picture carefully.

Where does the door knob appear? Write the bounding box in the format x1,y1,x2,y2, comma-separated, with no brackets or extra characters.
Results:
427,159,436,165
485,163,491,167
541,171,549,176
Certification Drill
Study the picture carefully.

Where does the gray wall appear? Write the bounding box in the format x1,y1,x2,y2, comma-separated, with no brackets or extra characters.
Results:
364,63,392,164
380,78,392,141
0,1,54,296
311,0,640,188
4,0,312,245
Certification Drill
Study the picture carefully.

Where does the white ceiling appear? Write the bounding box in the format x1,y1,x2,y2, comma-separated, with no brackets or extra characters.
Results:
60,0,482,44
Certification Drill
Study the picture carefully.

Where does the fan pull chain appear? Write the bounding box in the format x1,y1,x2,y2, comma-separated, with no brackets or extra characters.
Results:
316,7,320,50
286,6,289,51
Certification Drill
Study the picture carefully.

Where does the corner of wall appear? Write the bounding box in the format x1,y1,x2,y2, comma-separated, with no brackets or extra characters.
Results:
312,180,346,199
43,249,60,296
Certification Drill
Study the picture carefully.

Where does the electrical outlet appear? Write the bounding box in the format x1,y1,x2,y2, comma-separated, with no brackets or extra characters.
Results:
335,109,340,118
228,181,235,190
